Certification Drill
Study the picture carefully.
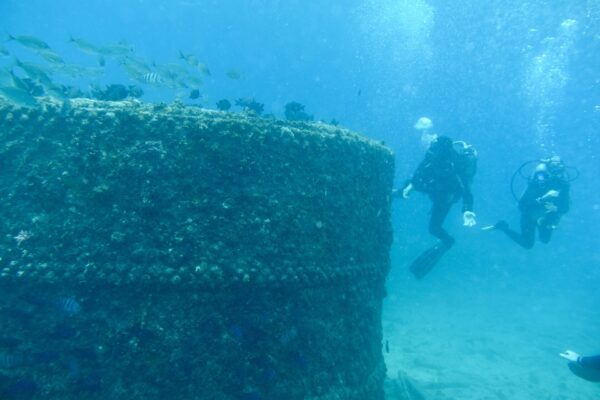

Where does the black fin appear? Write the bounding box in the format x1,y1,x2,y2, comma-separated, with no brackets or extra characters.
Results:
568,362,600,382
409,243,451,279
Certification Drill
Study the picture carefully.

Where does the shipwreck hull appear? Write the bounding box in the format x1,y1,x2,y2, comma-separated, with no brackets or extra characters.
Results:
0,98,394,399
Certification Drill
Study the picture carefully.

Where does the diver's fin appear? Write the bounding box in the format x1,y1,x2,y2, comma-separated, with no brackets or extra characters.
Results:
409,243,451,280
487,220,509,232
568,362,600,382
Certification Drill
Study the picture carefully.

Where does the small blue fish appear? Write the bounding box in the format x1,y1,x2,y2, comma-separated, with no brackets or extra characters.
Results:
56,297,81,316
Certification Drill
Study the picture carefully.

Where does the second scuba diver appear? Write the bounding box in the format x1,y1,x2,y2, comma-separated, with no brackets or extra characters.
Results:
394,135,478,279
560,350,600,382
485,156,570,249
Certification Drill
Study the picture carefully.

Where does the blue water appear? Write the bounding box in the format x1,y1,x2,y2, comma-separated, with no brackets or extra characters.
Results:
2,1,599,398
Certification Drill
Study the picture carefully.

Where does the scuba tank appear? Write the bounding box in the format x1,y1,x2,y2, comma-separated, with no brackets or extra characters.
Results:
510,156,579,202
453,141,478,185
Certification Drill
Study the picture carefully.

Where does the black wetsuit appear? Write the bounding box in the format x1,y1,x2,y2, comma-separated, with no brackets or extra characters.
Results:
407,137,475,246
568,353,600,381
578,355,600,369
500,174,569,249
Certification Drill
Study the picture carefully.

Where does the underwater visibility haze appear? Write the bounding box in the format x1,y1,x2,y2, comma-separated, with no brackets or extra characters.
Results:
0,0,599,399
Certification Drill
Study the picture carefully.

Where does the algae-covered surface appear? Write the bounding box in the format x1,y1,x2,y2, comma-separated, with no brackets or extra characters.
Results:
0,98,394,399
0,98,392,287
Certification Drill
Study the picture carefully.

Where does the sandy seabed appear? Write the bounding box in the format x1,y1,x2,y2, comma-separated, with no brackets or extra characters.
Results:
383,241,599,400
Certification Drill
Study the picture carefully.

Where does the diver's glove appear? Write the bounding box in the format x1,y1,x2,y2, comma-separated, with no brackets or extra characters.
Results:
463,211,476,227
537,190,559,202
536,190,560,212
559,350,581,363
402,183,414,199
544,189,560,199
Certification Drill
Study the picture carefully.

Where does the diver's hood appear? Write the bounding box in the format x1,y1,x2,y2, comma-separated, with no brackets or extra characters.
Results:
453,140,477,157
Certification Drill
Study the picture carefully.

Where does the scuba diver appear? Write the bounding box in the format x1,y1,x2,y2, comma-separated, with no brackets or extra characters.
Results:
485,156,571,249
394,135,478,279
560,350,600,382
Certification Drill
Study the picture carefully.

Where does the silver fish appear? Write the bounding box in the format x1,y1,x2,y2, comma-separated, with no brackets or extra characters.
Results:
0,86,38,108
99,41,133,57
185,74,203,87
44,84,67,100
55,64,104,79
36,49,65,65
155,62,188,78
69,35,101,55
15,59,53,86
177,51,210,76
198,63,211,76
153,63,195,88
7,33,50,50
0,69,30,92
179,50,199,67
7,70,31,92
120,56,152,77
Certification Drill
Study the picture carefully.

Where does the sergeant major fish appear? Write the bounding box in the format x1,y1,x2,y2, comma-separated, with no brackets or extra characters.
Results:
56,297,81,317
138,72,163,86
152,63,189,88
